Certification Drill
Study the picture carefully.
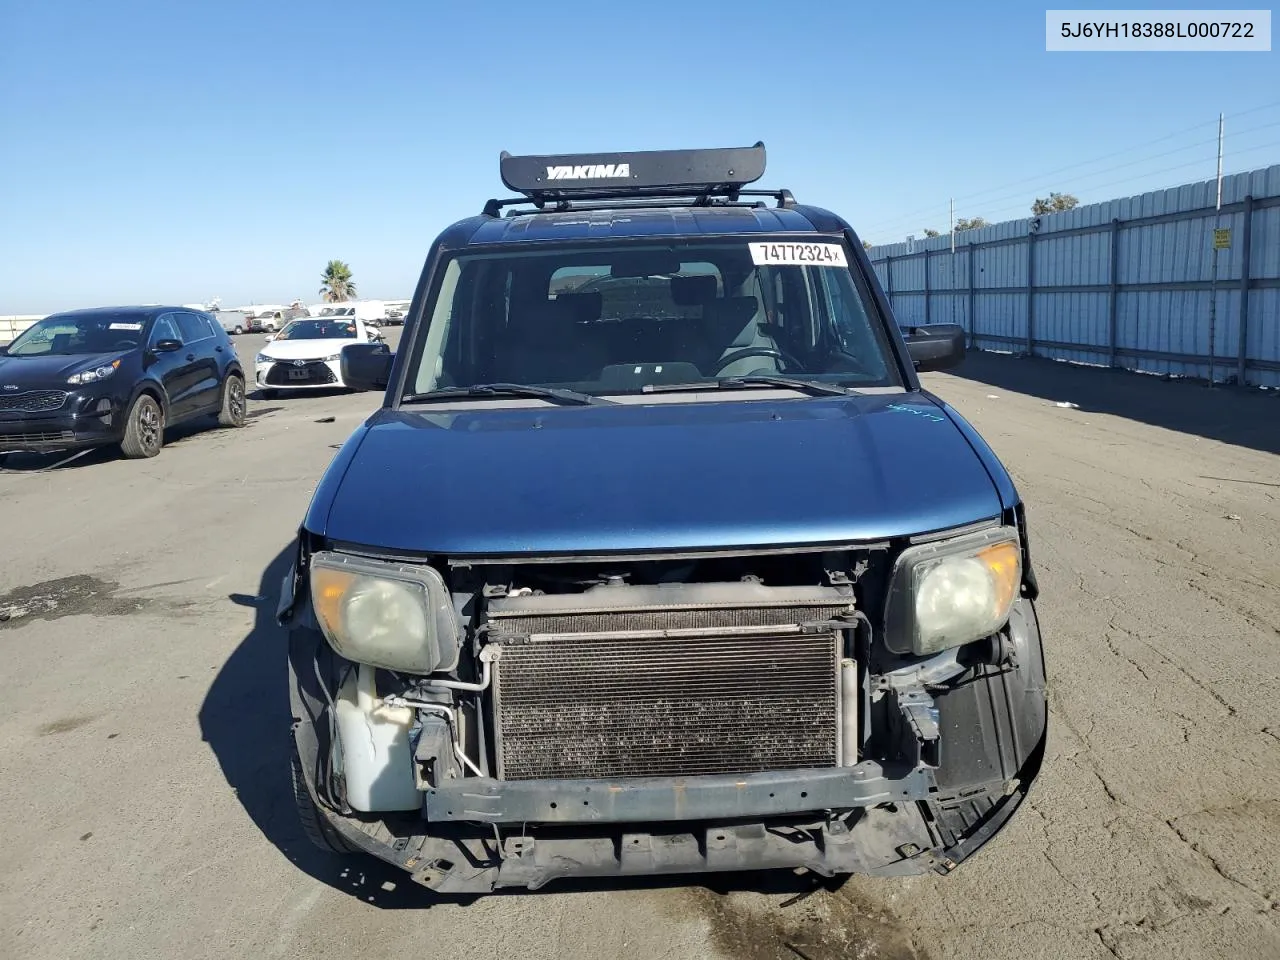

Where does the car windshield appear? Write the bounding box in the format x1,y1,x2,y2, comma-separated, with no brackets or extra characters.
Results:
275,319,358,341
399,239,901,400
5,313,149,356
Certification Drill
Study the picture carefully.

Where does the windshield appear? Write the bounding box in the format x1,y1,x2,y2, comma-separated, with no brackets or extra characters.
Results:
400,239,901,399
6,313,149,356
274,319,358,341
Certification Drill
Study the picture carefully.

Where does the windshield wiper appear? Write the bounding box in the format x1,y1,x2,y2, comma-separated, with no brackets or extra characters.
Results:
643,375,859,397
401,383,614,406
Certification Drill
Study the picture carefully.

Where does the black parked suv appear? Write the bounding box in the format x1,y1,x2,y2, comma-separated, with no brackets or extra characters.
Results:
0,305,247,462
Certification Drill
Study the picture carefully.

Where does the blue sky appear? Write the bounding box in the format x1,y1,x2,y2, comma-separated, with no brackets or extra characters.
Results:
1,0,1277,313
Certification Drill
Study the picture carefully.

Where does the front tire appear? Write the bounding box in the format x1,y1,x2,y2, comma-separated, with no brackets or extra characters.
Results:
218,373,247,427
290,743,359,855
120,394,164,459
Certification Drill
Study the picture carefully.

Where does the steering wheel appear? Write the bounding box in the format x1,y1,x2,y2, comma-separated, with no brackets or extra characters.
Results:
710,346,805,376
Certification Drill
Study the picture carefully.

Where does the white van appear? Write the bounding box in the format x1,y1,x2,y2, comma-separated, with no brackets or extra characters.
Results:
310,300,386,324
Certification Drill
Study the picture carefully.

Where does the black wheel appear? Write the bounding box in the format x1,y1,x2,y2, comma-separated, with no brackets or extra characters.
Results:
290,743,359,855
120,394,164,459
234,325,244,335
218,374,247,427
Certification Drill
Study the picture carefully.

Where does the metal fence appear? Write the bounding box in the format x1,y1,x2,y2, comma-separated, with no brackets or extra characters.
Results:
866,163,1280,388
0,316,42,344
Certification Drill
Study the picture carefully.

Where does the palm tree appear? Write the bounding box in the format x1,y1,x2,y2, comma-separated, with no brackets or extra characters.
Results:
319,260,357,302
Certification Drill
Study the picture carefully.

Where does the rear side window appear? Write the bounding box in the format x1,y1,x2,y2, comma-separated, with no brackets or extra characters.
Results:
176,312,210,342
197,313,220,340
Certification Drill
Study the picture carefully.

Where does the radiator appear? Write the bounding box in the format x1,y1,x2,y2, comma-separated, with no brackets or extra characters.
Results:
486,582,853,781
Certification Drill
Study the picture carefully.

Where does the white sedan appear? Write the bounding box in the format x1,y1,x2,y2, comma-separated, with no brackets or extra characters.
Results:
254,316,383,397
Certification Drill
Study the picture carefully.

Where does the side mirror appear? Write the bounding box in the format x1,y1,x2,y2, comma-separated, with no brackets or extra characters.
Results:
0,344,9,356
341,342,393,391
153,339,183,353
264,334,275,343
903,323,965,372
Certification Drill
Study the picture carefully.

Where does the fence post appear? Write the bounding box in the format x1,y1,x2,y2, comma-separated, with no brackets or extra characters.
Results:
1026,232,1036,356
1237,195,1254,386
924,249,931,324
967,242,976,349
1108,217,1121,368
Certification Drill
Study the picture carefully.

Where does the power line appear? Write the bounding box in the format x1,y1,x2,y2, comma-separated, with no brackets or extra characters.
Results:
860,98,1280,238
866,115,1280,241
928,138,1280,233
868,133,1225,236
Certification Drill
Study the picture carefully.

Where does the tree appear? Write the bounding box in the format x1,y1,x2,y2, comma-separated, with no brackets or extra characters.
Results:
954,217,989,232
862,239,873,251
319,260,357,302
1031,192,1079,215
922,228,941,238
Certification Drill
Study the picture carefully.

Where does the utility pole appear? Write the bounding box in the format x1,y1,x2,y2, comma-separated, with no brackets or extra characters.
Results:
950,198,957,323
1208,112,1224,388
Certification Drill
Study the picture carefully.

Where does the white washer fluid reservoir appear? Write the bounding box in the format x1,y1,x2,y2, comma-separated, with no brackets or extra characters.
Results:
334,663,422,812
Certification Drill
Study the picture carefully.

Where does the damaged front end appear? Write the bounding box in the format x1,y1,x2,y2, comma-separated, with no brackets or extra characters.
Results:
281,521,1047,894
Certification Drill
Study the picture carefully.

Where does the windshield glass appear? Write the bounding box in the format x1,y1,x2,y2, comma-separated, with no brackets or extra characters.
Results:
400,239,900,399
274,319,358,341
6,313,149,356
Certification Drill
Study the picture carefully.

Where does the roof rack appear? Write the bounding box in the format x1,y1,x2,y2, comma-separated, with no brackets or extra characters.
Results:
482,142,795,216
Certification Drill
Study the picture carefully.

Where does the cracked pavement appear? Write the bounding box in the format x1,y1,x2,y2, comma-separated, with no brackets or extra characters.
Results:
0,338,1276,960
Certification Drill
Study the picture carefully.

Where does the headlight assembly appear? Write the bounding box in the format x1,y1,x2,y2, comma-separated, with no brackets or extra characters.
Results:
308,551,460,674
67,360,120,385
255,353,274,365
885,525,1022,656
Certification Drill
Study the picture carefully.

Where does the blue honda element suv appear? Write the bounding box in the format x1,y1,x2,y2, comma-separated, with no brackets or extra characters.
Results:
276,143,1047,894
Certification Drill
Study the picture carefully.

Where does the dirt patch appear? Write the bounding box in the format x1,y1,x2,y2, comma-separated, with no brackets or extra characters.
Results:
38,715,97,736
665,883,928,960
0,575,155,629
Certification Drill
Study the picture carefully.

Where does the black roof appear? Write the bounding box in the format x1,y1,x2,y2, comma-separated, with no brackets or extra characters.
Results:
453,142,858,247
44,305,200,319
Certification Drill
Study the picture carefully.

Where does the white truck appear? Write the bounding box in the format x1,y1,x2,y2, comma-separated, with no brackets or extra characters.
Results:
308,300,386,325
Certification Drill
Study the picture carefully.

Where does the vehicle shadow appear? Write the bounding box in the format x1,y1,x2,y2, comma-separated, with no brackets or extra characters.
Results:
251,387,358,402
0,418,230,471
198,543,843,909
933,350,1280,457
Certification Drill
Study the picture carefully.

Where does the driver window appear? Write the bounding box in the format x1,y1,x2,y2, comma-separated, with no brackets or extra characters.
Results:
152,314,181,345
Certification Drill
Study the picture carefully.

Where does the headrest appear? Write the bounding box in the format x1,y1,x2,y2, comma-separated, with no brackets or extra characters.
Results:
670,274,718,306
552,290,602,323
707,296,760,327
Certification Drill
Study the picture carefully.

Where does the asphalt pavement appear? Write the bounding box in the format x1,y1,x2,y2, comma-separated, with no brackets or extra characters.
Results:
1,333,1277,960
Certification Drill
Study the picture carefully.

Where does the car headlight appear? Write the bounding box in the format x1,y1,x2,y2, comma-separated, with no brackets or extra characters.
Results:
884,525,1022,656
255,353,274,365
67,360,121,385
321,353,340,362
308,551,459,674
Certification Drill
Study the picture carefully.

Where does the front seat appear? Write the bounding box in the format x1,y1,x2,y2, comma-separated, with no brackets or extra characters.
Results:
502,291,608,384
707,294,781,378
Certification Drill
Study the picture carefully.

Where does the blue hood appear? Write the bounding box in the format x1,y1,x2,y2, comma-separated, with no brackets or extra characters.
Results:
312,392,1004,555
